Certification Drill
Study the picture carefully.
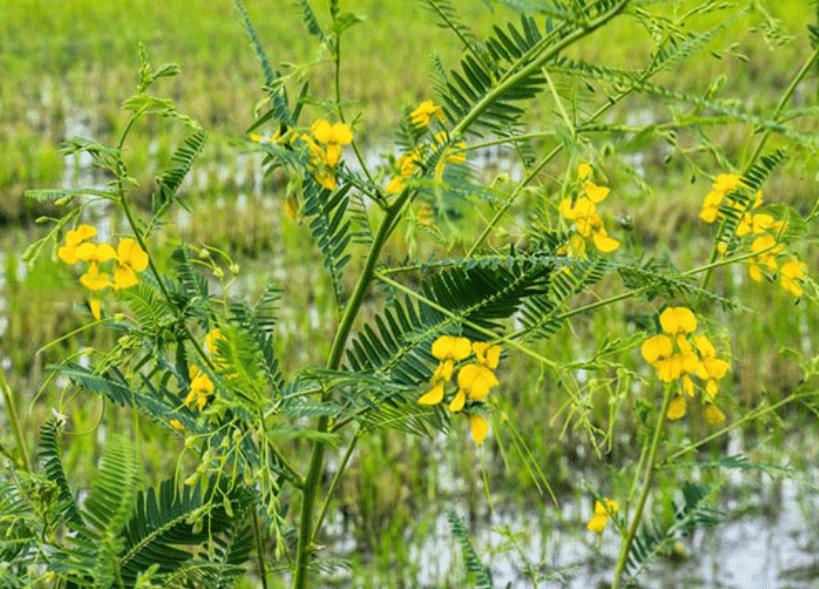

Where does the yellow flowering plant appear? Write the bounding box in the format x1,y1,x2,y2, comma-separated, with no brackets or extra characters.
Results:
7,2,819,589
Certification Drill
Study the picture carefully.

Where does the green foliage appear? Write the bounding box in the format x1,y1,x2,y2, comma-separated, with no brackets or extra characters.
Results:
7,1,819,588
626,481,724,582
448,511,494,589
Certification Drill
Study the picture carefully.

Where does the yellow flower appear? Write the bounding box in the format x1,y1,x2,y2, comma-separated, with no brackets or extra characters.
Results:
592,228,620,253
577,163,593,180
780,258,807,297
559,196,596,223
169,419,185,431
712,173,742,194
285,194,299,219
694,335,730,384
659,306,697,336
409,99,445,127
386,150,422,194
418,382,445,405
58,224,97,264
89,297,102,320
456,363,499,401
79,263,112,291
667,392,687,420
703,399,725,425
205,328,225,355
584,182,610,204
419,335,472,406
557,234,587,258
184,365,214,411
641,335,677,381
748,235,781,282
469,414,489,444
699,191,724,223
432,335,472,362
112,238,148,290
587,498,619,532
558,193,619,253
311,119,353,146
472,342,501,369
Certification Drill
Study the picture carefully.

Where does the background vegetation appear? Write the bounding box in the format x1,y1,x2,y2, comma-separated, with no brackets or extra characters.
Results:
1,0,818,587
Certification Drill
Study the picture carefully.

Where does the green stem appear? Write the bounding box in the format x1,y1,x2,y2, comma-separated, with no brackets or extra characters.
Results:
663,390,808,464
311,428,361,544
292,188,413,589
252,508,270,589
0,365,32,472
611,383,674,589
451,0,630,139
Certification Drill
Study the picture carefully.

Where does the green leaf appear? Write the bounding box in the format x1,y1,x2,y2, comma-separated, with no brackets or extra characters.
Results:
329,11,363,35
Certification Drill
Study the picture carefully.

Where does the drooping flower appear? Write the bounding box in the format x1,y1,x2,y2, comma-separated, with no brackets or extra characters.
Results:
184,365,214,411
205,328,225,355
418,336,502,444
112,238,148,290
58,225,98,264
780,257,807,298
89,297,102,320
642,307,730,423
418,335,472,406
455,363,499,402
747,234,781,282
587,498,619,533
303,120,353,190
469,414,489,444
559,165,620,254
409,99,445,127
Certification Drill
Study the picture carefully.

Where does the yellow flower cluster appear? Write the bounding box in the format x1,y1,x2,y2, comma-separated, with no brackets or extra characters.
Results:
181,328,223,412
386,101,465,196
301,119,353,191
699,173,753,224
418,335,501,444
586,497,619,533
641,307,730,424
58,224,149,318
700,173,808,297
558,164,620,255
409,99,445,128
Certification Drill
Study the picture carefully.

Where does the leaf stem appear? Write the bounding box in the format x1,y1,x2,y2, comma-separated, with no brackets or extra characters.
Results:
0,364,32,472
292,187,413,589
611,382,674,589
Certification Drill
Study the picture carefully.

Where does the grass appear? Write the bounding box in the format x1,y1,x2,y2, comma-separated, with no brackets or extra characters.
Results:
2,0,819,586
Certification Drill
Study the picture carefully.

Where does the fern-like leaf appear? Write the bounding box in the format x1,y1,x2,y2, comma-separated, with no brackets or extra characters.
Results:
37,419,83,527
448,511,493,589
151,130,207,220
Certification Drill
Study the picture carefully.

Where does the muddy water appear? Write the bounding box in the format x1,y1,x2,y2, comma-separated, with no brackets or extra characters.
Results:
318,430,819,588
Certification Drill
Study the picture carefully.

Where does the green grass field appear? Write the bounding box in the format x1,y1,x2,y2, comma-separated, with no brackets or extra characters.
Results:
2,1,819,587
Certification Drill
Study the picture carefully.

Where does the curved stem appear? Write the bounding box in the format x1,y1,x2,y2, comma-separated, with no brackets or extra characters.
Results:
0,364,32,472
611,383,674,589
311,428,361,544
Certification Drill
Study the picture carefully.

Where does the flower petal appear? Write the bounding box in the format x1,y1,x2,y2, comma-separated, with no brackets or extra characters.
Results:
469,414,489,444
418,383,445,405
667,393,687,420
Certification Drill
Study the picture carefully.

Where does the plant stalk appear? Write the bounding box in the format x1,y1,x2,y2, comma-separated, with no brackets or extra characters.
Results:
610,383,674,589
291,187,412,589
0,365,32,472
